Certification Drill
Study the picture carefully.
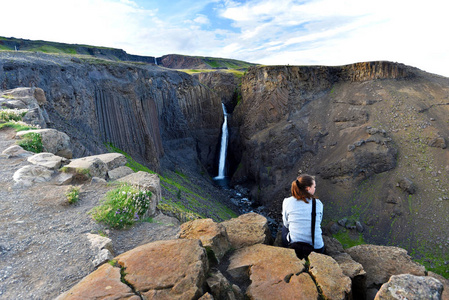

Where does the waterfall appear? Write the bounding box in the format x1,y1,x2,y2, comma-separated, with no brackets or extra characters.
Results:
154,57,157,65
215,103,228,179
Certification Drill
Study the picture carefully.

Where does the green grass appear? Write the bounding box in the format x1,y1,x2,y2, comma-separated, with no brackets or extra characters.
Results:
27,45,77,54
411,246,449,279
16,132,43,153
90,183,152,229
60,166,91,178
105,143,156,174
203,57,254,70
0,45,12,51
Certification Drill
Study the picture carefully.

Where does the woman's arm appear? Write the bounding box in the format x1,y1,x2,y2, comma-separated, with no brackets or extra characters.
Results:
282,198,289,228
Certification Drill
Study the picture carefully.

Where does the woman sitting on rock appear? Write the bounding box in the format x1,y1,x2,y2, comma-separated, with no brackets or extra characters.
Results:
282,174,325,258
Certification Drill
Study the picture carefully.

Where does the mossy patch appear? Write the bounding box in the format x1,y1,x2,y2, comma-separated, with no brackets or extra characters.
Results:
332,230,365,249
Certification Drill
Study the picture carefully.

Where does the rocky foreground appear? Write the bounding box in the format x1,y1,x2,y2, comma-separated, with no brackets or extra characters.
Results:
56,212,449,300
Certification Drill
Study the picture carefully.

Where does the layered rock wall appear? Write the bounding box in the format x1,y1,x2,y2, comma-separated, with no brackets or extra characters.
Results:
0,52,222,172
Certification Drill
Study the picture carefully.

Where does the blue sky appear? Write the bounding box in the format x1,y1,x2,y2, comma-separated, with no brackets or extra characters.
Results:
1,0,449,77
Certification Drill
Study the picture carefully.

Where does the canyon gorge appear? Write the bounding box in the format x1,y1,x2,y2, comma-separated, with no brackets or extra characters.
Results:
1,38,449,298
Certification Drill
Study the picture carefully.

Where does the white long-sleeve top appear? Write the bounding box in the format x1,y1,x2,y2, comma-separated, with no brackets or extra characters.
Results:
282,196,324,249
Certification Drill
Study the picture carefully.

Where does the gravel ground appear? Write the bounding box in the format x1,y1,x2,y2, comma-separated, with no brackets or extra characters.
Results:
0,128,180,300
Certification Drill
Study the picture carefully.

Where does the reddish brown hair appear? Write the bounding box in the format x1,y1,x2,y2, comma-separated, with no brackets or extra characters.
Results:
291,174,315,203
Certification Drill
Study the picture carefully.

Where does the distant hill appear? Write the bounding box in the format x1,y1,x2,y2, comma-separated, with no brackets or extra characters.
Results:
0,36,256,70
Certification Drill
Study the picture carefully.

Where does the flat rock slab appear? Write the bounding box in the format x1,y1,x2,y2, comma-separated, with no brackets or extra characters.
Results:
13,165,53,187
89,153,127,170
227,244,317,299
221,212,272,249
346,245,426,289
63,157,108,179
55,263,139,300
27,152,66,169
116,239,208,299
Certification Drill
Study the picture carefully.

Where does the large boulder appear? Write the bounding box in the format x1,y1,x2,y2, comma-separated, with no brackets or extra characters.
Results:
16,129,72,158
227,244,318,299
374,274,443,300
117,171,161,218
55,263,139,300
308,252,352,300
61,153,127,181
62,157,108,179
345,245,426,291
221,212,272,249
178,218,230,262
13,165,53,187
58,239,208,299
116,239,209,299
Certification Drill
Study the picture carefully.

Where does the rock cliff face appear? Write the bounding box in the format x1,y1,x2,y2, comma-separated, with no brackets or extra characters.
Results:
230,61,449,252
0,51,223,172
192,71,239,110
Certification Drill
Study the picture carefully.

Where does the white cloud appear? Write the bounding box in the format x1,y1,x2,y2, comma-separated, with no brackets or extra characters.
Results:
0,0,448,76
193,14,210,25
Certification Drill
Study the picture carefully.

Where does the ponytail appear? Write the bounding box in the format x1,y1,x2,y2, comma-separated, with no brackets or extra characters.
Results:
291,174,315,203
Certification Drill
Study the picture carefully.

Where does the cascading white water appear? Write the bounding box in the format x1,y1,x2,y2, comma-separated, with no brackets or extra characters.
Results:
154,57,157,65
215,103,228,179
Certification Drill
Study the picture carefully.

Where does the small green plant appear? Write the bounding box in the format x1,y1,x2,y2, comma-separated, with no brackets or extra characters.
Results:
90,184,152,229
0,121,39,131
108,259,117,266
97,230,108,237
65,186,80,204
17,132,43,153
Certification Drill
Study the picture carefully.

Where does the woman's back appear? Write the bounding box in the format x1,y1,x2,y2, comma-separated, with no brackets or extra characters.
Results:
282,196,324,249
